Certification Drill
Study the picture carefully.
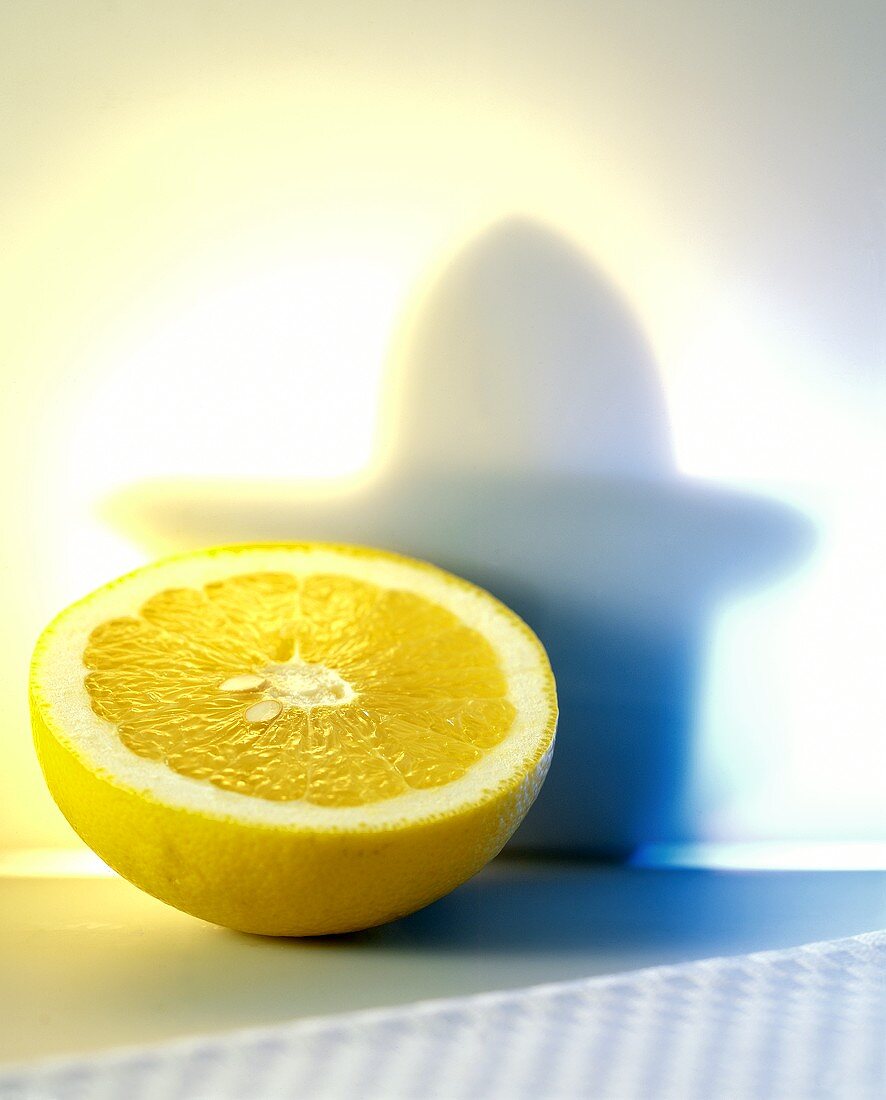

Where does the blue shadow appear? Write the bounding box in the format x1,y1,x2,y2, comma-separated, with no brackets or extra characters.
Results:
104,217,814,856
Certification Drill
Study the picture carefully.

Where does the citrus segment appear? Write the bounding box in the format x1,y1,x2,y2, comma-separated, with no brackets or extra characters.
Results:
81,571,513,807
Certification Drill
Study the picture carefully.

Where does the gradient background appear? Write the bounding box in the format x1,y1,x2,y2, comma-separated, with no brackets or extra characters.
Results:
2,1,885,859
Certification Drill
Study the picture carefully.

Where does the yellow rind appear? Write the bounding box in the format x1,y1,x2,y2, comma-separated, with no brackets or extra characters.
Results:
30,543,557,936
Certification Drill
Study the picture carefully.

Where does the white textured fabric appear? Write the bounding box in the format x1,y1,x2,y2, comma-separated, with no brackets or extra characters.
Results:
3,932,885,1100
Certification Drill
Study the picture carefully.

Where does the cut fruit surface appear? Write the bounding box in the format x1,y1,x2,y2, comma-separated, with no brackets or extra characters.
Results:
31,544,556,935
82,571,515,807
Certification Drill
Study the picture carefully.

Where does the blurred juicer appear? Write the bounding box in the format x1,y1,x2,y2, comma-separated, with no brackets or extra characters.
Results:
109,219,812,856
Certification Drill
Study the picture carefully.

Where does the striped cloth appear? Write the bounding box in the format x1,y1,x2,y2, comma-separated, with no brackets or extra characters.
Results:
2,931,885,1099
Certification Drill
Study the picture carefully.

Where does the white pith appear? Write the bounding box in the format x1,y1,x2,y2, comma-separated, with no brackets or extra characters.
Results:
260,660,356,710
224,660,357,725
33,546,556,831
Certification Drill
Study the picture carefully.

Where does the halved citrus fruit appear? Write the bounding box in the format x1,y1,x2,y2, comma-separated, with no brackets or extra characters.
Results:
30,544,556,935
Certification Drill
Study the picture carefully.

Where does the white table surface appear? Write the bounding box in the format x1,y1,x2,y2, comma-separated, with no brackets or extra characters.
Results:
3,857,886,1068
